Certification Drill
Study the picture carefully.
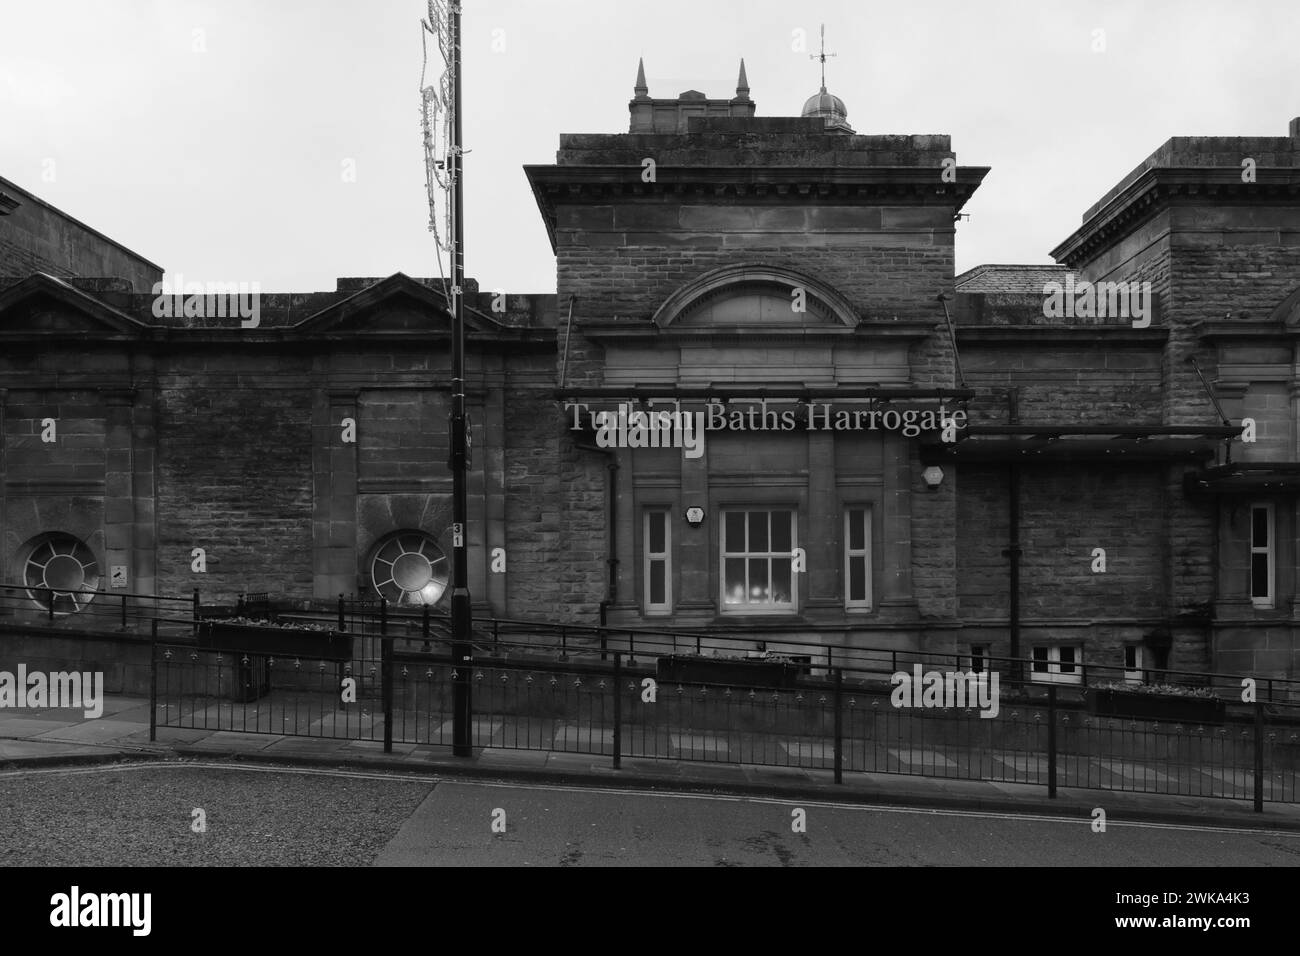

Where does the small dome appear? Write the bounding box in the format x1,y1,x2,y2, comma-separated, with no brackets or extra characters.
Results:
801,87,852,131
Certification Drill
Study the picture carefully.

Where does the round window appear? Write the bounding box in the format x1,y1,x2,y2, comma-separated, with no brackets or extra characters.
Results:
23,533,101,614
368,531,448,606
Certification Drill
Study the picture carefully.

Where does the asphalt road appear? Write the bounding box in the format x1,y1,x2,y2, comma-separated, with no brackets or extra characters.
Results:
376,779,1300,867
3,761,1296,867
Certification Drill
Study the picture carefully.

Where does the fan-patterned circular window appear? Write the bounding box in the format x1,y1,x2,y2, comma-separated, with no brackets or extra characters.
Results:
23,533,101,614
368,531,448,606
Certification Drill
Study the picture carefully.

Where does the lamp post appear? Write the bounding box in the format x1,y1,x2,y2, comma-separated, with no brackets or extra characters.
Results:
448,0,472,757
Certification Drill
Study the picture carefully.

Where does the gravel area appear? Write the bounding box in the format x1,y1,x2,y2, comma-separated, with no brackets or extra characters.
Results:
0,760,435,866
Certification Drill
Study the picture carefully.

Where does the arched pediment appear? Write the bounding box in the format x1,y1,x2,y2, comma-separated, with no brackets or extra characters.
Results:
651,264,861,330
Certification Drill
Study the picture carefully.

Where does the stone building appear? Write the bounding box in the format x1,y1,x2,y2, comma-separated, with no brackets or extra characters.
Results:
2,65,1299,687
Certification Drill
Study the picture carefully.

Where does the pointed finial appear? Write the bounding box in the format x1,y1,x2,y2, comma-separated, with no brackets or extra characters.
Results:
810,24,837,92
736,58,749,97
634,57,648,97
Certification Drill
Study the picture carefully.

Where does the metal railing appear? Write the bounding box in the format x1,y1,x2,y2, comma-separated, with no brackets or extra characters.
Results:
149,628,1300,809
2,580,1297,807
323,597,1300,705
6,582,1295,704
0,582,199,636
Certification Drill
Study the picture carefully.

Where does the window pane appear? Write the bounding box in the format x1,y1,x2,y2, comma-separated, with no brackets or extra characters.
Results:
725,513,745,553
848,509,865,551
747,558,768,602
649,560,665,605
724,559,745,604
771,511,791,553
748,512,768,552
1124,646,1137,669
1032,647,1048,673
1252,554,1270,598
1253,507,1269,547
849,555,866,602
1059,647,1076,673
648,511,665,553
771,558,791,604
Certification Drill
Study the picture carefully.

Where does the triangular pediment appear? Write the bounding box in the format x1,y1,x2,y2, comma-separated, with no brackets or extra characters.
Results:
296,272,504,336
1272,285,1300,327
0,273,146,338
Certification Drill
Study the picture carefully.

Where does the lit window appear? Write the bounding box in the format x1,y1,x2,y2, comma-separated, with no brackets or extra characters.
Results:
1031,645,1083,685
1251,503,1274,608
23,533,100,615
369,531,448,606
644,509,671,613
844,507,872,609
721,509,796,612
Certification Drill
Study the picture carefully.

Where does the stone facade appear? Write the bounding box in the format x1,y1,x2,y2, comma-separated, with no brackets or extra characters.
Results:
0,176,161,293
2,69,1300,689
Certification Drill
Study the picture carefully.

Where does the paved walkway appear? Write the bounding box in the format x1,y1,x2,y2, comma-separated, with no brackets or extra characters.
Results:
2,694,1299,832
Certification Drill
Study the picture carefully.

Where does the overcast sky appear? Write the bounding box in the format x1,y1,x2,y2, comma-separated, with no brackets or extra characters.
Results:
3,0,1297,294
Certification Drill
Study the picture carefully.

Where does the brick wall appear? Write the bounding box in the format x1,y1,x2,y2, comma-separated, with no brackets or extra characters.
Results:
154,354,313,602
555,210,956,387
957,464,1167,619
357,390,447,484
2,390,106,486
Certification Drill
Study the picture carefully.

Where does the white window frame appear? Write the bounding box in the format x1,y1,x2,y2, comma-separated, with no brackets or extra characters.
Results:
1251,502,1274,609
844,506,872,610
1123,645,1145,684
643,509,671,614
1031,644,1083,685
720,508,798,614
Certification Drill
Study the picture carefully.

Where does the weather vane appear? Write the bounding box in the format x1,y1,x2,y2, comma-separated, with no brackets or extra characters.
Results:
810,23,836,91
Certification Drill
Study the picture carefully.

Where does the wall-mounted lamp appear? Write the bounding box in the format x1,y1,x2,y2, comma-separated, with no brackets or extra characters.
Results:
922,466,945,490
685,506,706,526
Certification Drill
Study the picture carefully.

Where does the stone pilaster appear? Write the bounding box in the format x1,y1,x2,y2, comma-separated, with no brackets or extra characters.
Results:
313,387,359,599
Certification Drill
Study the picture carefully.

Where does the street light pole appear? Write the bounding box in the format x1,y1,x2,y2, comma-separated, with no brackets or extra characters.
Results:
448,0,472,757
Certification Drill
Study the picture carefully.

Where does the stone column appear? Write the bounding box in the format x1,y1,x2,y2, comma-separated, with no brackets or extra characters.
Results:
678,443,711,614
613,447,635,614
881,433,914,608
806,430,838,612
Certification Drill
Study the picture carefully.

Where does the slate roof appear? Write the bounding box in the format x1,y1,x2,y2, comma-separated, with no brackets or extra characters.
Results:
955,264,1074,294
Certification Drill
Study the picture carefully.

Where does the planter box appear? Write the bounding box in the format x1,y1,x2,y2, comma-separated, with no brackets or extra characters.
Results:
656,655,800,689
199,622,354,663
1089,688,1226,724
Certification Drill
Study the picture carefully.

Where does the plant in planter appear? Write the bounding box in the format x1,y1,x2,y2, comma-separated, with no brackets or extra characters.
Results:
656,652,802,688
200,617,353,662
197,616,357,704
1088,680,1226,723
